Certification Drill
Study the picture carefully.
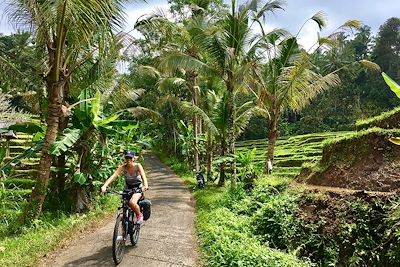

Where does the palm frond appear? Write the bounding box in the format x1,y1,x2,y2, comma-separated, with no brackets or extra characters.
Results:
234,106,263,137
125,107,163,121
360,60,381,73
180,101,218,135
287,71,340,112
318,37,338,48
339,20,362,31
137,65,161,79
158,51,214,76
311,11,327,30
158,77,187,93
253,0,286,23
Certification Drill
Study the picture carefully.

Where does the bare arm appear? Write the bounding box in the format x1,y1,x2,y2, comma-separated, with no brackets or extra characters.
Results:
101,165,124,192
137,163,148,191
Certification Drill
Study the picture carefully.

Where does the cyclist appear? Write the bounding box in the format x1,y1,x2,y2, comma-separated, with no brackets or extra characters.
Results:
101,151,149,224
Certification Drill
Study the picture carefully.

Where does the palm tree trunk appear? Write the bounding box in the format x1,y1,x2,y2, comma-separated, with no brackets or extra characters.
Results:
23,80,64,222
226,81,237,185
206,131,213,182
265,113,279,172
218,137,227,186
189,72,200,172
56,81,70,193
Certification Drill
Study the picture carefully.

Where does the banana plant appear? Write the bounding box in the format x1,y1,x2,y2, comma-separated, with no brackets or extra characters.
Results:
382,72,400,145
50,91,118,158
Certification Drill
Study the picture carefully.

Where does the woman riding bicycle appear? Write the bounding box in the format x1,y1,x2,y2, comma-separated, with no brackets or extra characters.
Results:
101,151,149,224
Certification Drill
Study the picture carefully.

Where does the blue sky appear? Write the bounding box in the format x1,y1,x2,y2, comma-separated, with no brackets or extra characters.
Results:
1,0,399,49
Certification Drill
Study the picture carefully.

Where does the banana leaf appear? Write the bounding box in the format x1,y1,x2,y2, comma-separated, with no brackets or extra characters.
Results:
389,137,400,146
382,72,400,98
50,128,82,157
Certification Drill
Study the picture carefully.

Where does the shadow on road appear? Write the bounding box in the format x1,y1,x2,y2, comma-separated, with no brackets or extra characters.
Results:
62,244,139,267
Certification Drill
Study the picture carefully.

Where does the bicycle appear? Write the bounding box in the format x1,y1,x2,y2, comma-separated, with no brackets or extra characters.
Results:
108,189,142,265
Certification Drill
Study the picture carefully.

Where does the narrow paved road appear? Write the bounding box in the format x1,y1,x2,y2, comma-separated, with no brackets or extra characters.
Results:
44,153,200,267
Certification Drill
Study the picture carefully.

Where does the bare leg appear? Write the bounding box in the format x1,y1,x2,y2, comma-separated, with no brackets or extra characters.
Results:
129,193,142,216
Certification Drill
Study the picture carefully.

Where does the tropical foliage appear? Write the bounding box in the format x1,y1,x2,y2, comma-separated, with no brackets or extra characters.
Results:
1,0,400,266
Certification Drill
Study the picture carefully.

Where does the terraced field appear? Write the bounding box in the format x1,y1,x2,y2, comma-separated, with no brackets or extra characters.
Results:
236,131,354,178
1,133,39,231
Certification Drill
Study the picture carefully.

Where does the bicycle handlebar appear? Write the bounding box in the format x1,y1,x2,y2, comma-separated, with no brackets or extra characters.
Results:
105,188,149,196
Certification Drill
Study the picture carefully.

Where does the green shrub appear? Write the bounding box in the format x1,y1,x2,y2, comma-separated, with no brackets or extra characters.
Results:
197,207,311,267
251,192,301,250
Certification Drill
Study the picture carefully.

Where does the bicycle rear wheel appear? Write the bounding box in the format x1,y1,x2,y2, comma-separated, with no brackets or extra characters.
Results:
112,214,126,265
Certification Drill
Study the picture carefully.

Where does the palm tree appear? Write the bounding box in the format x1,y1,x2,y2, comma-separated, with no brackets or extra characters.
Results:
5,0,128,221
253,13,361,170
184,88,264,185
159,0,284,185
135,4,221,173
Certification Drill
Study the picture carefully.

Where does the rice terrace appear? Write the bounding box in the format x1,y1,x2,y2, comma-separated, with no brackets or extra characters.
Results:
1,0,400,266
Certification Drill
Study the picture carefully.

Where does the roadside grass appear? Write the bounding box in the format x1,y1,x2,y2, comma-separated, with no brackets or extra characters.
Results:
157,152,311,267
0,196,118,267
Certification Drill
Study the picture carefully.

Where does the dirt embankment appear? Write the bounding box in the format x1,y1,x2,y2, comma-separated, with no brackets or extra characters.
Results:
297,130,400,192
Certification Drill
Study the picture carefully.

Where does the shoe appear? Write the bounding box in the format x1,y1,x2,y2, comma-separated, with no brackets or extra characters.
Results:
136,213,144,225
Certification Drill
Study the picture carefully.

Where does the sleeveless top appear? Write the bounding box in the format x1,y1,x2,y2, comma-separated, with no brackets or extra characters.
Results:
124,164,142,186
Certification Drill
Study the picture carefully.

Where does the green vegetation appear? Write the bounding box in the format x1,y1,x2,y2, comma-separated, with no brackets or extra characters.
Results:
0,0,400,265
0,196,118,267
163,143,400,266
356,107,400,130
236,131,353,178
163,156,310,266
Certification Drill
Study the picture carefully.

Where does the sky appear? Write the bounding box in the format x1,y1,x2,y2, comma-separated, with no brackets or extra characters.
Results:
0,0,399,50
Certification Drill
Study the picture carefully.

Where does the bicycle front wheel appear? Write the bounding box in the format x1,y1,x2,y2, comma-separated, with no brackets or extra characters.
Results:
130,223,140,246
112,214,126,265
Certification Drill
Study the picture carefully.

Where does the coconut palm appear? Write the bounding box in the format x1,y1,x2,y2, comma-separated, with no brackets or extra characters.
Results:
158,0,284,184
134,5,222,173
253,14,361,170
4,0,129,221
211,90,265,185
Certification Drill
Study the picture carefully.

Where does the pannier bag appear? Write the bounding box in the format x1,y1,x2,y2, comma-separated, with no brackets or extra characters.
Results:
139,199,151,220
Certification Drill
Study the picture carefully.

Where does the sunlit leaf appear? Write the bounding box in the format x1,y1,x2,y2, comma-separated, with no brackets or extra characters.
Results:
360,60,381,73
340,20,362,30
91,91,102,122
318,37,337,47
74,173,87,185
382,72,400,98
389,137,400,146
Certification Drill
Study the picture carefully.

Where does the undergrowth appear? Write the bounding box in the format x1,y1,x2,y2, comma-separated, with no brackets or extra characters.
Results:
0,195,118,267
160,151,400,267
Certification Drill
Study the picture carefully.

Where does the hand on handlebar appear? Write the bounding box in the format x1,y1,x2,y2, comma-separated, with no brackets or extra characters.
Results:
101,185,107,193
142,186,149,192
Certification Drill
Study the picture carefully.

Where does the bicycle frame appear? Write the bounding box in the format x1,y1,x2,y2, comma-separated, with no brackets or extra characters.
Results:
115,190,136,238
